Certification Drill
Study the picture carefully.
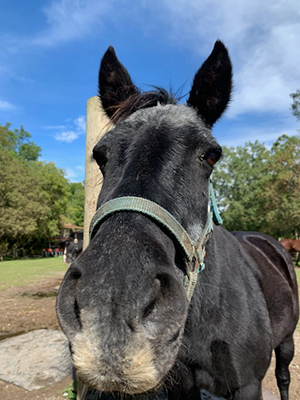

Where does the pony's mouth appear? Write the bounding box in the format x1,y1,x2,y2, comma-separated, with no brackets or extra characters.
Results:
75,367,166,396
71,327,163,395
75,366,161,395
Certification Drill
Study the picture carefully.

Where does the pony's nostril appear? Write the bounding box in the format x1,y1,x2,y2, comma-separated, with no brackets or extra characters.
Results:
168,330,180,344
142,278,161,320
74,298,82,329
70,268,81,281
156,273,170,295
142,298,157,320
126,317,138,332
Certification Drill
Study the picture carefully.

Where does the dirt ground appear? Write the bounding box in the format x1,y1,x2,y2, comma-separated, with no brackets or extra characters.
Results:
0,272,72,400
0,272,299,400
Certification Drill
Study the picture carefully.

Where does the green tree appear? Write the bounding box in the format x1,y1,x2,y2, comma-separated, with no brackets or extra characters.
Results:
0,123,41,161
290,90,300,121
213,142,270,232
0,149,50,258
66,182,85,226
262,135,300,237
0,123,72,258
214,135,300,238
30,161,71,239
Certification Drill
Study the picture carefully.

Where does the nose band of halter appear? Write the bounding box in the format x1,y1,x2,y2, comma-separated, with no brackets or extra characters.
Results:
89,180,222,301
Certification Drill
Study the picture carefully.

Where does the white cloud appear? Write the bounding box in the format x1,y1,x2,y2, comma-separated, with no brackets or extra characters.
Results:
2,0,299,120
55,130,81,142
53,115,86,143
153,0,300,118
0,99,16,111
74,116,86,132
65,166,85,182
44,124,66,130
30,0,112,47
227,20,300,117
65,167,78,181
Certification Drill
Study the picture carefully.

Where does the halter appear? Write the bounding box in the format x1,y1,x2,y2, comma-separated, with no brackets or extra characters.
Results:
89,180,222,301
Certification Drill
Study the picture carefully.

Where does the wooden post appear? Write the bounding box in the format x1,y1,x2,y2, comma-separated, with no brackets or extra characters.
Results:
78,97,112,400
83,96,112,250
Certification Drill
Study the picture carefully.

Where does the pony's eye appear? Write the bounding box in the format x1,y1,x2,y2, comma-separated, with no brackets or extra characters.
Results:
205,151,221,167
93,145,108,174
98,160,107,174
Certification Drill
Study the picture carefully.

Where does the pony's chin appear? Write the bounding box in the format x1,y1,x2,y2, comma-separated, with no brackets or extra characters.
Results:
75,372,160,395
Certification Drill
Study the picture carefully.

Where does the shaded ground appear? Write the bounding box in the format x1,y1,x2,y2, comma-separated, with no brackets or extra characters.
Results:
0,272,299,399
0,272,72,400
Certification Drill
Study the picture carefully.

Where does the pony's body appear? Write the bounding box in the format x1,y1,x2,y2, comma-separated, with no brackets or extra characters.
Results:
57,42,298,400
170,229,297,399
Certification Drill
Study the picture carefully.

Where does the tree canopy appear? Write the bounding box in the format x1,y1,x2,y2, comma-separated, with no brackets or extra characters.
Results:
263,135,300,237
0,123,84,258
66,182,85,226
0,123,41,161
290,90,300,121
213,141,270,232
213,135,300,238
213,91,300,239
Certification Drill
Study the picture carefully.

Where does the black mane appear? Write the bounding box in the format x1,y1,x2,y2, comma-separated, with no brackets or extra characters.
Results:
100,87,177,123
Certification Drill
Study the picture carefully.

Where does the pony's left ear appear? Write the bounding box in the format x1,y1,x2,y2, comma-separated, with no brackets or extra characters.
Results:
187,41,232,127
99,46,139,119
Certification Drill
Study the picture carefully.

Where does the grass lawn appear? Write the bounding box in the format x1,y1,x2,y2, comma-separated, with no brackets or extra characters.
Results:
0,257,67,292
296,268,300,285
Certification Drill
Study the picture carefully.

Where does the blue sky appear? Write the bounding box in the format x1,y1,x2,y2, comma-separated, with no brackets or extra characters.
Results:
1,0,299,182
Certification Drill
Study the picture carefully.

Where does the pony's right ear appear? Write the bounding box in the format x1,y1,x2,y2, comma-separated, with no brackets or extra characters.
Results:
187,41,232,127
99,46,139,119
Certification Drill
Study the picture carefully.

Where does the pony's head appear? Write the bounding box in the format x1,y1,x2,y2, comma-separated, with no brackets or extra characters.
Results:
57,41,232,394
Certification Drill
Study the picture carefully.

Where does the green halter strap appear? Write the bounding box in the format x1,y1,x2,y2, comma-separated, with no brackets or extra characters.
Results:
89,180,222,302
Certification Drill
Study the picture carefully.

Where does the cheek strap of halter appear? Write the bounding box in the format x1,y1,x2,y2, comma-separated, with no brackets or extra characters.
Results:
89,180,222,302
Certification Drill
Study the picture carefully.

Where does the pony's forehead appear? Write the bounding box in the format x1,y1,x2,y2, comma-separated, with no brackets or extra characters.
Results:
98,103,218,153
125,103,204,129
106,103,214,145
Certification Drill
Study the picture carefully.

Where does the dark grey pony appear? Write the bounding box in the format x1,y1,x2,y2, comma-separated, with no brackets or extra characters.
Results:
57,42,299,400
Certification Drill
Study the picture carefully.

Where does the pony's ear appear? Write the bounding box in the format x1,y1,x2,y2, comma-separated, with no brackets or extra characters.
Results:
99,46,139,119
187,41,232,127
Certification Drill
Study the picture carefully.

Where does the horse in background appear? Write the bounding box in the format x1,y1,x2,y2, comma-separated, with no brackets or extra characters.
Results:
280,238,300,264
62,230,84,266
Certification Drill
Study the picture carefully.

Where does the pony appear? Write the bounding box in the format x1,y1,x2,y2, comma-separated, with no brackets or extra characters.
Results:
62,230,84,266
56,41,299,400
